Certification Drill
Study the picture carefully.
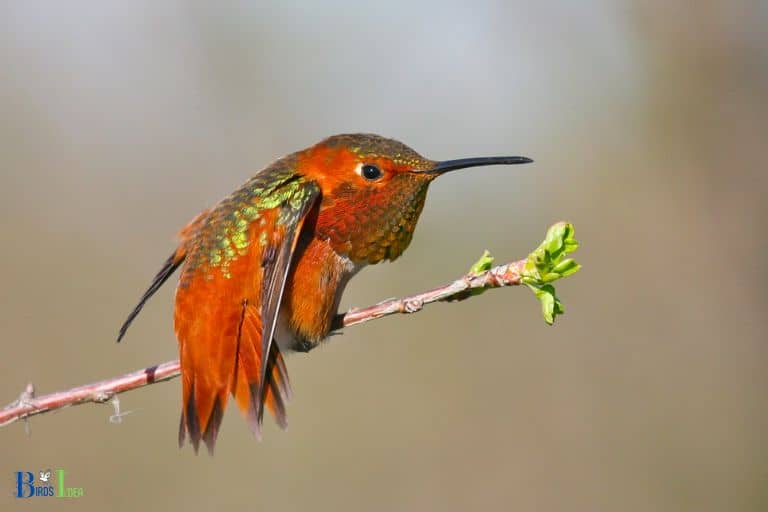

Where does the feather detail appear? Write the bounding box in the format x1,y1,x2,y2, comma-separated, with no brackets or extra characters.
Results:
116,209,209,342
174,176,319,453
116,251,183,342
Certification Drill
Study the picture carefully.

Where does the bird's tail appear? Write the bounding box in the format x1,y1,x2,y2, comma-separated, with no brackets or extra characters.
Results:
177,303,292,454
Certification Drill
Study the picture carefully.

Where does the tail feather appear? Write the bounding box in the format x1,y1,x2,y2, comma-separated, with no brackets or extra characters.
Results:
232,305,292,436
179,302,292,453
266,370,288,430
179,375,229,454
180,385,201,452
179,339,237,454
265,348,292,427
273,348,293,402
201,396,224,455
232,305,265,439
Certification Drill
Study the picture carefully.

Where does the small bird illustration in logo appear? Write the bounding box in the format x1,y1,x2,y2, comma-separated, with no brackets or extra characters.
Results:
39,470,51,482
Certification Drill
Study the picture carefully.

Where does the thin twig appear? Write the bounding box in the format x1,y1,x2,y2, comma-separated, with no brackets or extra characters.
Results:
0,258,525,428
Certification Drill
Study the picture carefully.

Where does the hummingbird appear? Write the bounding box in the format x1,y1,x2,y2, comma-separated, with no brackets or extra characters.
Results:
117,133,531,454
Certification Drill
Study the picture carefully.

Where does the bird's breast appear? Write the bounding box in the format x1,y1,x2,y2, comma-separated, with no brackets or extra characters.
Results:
276,237,362,352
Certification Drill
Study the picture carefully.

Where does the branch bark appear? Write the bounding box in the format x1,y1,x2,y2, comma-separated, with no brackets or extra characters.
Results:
0,258,525,428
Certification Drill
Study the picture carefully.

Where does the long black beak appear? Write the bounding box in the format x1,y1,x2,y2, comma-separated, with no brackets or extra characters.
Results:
429,156,533,175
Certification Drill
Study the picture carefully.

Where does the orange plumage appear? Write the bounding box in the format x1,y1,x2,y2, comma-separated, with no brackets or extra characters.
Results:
117,133,531,453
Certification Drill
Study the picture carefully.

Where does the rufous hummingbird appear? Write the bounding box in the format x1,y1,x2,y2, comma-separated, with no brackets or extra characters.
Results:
117,133,531,453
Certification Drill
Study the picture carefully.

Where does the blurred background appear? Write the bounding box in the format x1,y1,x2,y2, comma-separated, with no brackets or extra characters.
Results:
1,1,766,511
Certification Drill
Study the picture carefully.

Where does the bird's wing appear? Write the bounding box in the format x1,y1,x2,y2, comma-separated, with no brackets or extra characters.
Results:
174,172,319,454
116,209,209,342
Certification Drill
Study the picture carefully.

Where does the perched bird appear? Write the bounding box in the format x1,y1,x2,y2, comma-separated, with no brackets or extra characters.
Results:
118,133,531,453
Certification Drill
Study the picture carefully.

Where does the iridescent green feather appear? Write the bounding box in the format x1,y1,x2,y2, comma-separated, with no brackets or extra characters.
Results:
181,155,315,281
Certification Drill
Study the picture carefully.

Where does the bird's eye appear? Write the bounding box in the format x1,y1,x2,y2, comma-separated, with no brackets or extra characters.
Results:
359,164,383,181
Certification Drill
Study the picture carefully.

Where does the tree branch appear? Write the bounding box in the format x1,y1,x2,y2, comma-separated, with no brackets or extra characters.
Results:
0,222,581,429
